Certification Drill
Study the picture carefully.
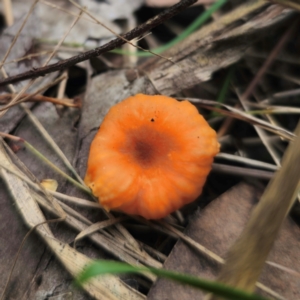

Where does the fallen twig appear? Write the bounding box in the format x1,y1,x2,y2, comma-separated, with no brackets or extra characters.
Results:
0,0,197,87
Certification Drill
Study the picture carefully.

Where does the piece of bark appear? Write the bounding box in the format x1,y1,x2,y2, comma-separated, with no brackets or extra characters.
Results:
0,103,32,133
147,182,300,300
139,2,293,95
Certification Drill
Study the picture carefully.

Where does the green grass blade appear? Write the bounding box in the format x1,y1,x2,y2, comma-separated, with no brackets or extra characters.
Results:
210,65,235,118
76,260,268,300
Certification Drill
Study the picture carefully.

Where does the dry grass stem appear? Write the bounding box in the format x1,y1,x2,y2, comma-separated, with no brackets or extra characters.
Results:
184,97,295,140
241,22,297,101
270,0,300,11
4,50,53,65
0,0,39,68
3,0,13,26
211,121,300,297
0,94,77,111
266,261,300,278
74,217,128,244
40,0,99,24
50,191,102,208
216,153,278,171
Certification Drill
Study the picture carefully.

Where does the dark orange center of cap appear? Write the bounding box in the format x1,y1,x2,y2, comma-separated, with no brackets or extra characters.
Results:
121,125,175,168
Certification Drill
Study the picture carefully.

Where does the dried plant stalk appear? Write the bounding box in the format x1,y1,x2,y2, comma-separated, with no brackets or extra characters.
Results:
210,121,300,299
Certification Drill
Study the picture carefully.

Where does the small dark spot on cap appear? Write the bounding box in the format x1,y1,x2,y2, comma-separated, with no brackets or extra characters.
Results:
151,118,155,122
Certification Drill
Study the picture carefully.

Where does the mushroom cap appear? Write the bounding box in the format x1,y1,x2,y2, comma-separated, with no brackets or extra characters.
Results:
84,94,219,219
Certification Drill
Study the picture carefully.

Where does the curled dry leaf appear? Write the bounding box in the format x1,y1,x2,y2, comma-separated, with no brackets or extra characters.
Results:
40,178,58,192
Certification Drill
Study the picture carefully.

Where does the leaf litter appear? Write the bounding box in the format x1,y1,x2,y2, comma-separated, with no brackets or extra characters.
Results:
0,0,300,299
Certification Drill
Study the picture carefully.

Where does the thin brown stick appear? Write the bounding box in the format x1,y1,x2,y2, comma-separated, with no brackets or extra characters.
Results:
0,0,197,87
40,0,98,24
241,21,297,101
0,74,71,112
217,113,235,138
69,0,173,64
1,4,83,118
0,77,33,118
0,7,86,183
4,50,52,65
0,0,40,117
217,21,297,138
0,93,77,109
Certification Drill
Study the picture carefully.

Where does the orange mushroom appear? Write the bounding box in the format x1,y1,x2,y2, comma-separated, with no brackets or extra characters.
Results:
84,94,219,219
